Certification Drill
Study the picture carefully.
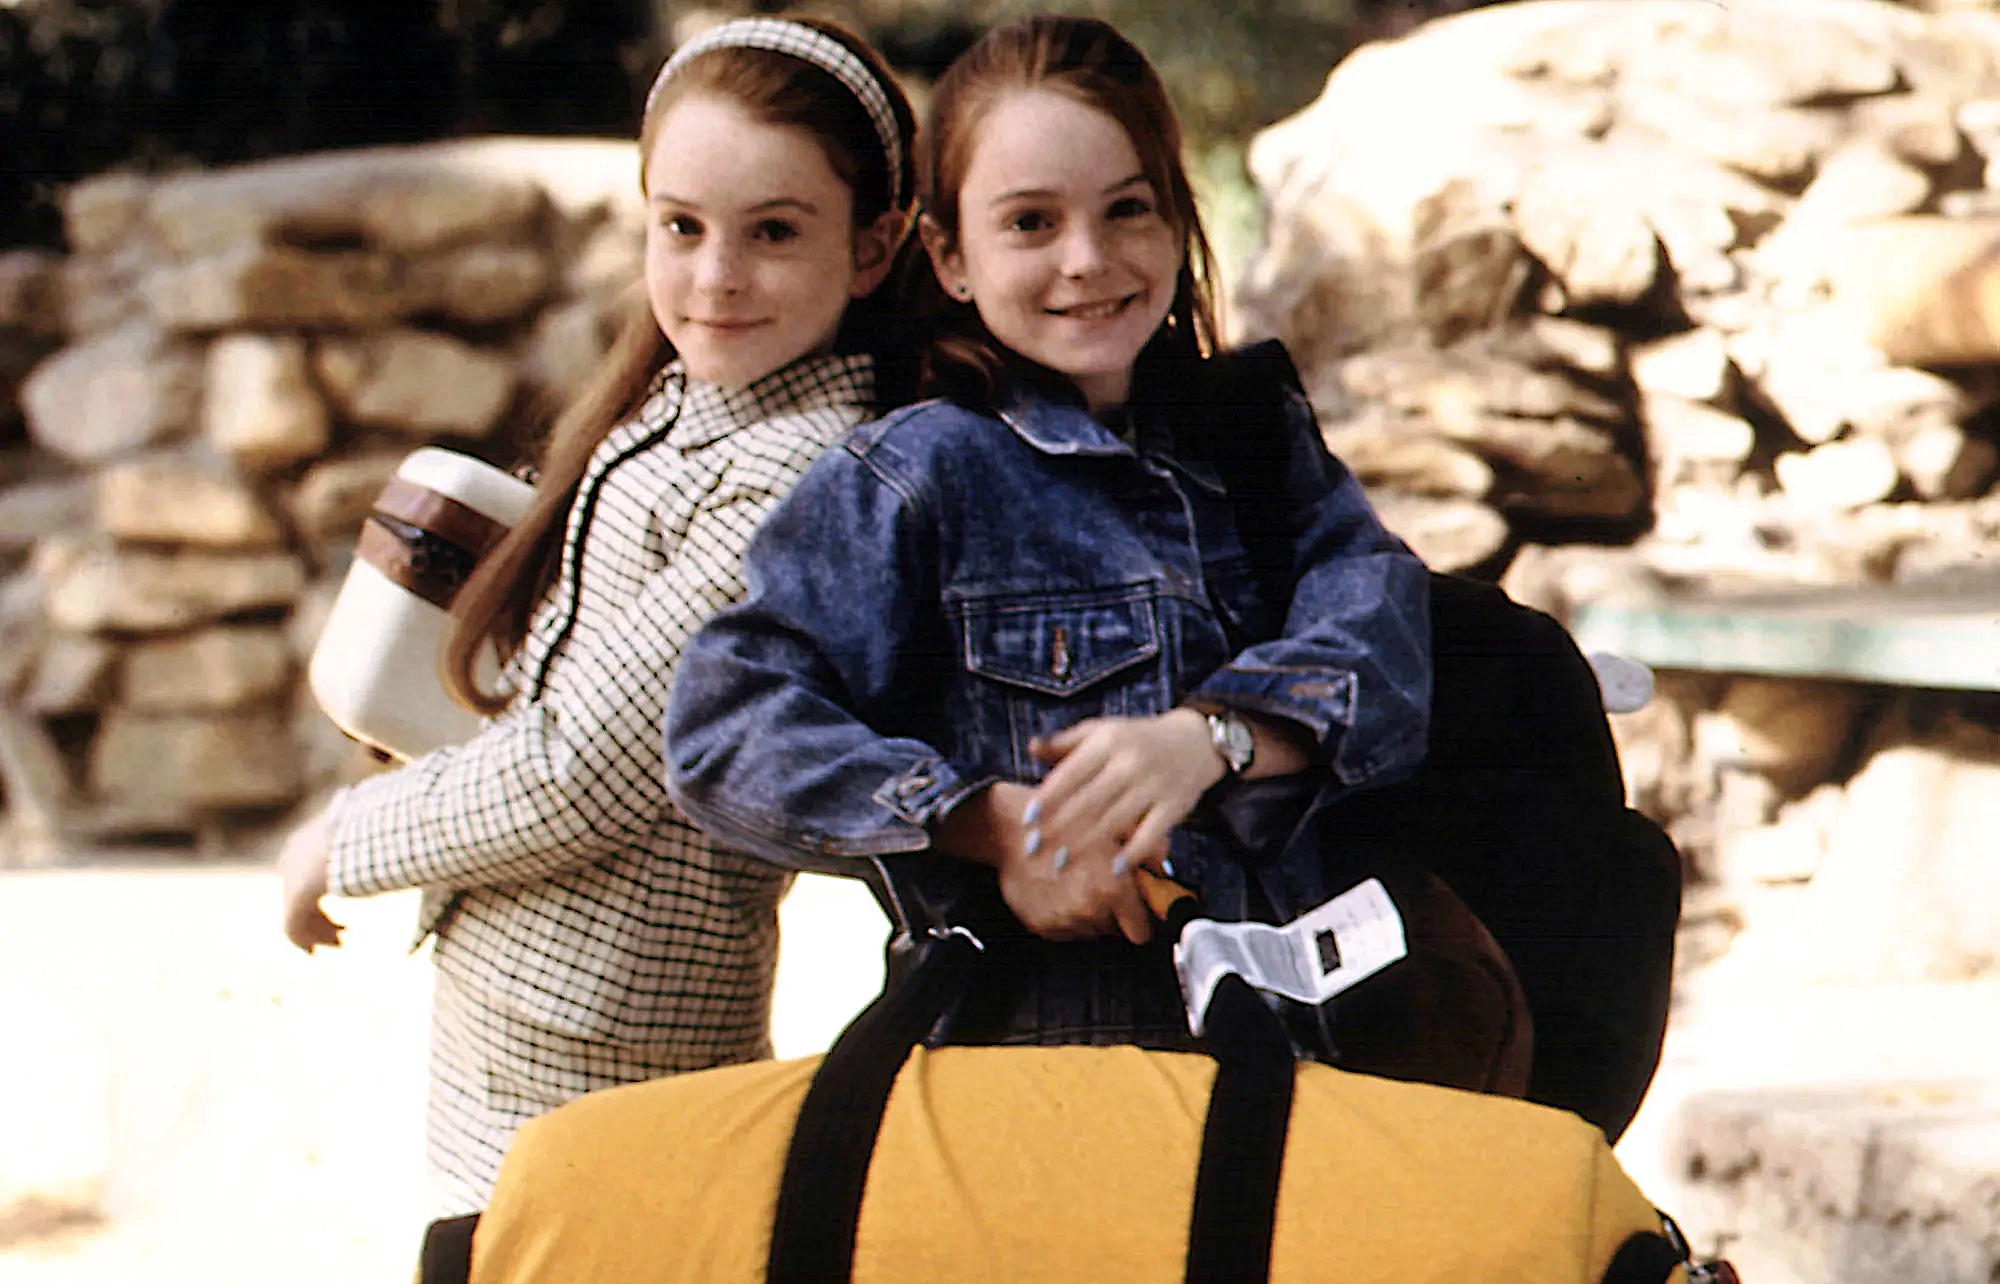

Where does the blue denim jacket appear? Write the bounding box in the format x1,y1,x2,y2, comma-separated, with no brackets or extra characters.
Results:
665,354,1432,1045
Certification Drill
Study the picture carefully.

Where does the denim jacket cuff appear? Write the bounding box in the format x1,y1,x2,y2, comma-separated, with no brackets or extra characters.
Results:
1189,664,1356,749
870,756,997,830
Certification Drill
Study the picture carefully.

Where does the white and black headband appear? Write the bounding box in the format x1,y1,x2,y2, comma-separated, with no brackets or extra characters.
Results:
644,17,906,212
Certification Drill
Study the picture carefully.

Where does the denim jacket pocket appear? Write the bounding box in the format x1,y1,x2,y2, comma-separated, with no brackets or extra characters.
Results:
957,584,1167,777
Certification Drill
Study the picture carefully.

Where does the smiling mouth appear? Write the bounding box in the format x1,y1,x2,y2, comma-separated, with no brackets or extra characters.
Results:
1046,293,1140,321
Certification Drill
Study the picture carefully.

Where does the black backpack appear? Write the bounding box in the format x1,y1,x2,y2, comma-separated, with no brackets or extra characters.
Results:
1200,341,1681,1141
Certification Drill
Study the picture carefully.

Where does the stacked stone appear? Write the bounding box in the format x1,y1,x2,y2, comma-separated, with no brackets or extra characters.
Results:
0,138,642,851
1236,0,2000,906
1237,7,2000,1277
1237,0,2000,586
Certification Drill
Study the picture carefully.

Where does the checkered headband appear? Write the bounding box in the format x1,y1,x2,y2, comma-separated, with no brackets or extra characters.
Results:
643,18,906,212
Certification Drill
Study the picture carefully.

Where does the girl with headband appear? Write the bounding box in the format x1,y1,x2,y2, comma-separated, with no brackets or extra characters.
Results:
665,16,1455,1059
273,15,919,1214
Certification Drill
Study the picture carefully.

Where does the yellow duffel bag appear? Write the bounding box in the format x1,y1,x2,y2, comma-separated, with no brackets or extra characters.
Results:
422,883,1729,1284
466,1044,1682,1284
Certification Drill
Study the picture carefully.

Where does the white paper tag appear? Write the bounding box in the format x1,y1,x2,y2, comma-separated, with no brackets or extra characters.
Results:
1172,877,1408,1037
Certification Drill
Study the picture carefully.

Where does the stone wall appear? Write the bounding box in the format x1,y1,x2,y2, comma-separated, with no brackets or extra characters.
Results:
1235,0,2000,976
1234,2,2000,1277
0,137,644,857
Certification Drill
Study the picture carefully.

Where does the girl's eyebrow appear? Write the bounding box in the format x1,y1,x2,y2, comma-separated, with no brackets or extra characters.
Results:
648,194,820,215
988,171,1149,208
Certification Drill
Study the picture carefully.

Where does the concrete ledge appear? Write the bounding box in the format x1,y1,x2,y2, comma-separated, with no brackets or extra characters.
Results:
1673,1080,2000,1284
1569,585,2000,691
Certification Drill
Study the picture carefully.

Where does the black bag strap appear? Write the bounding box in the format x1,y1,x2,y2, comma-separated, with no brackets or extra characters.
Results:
416,1212,480,1284
765,924,988,1284
1164,898,1298,1284
765,887,1299,1284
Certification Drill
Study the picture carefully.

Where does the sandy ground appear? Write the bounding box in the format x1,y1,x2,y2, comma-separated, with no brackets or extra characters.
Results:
4,860,1996,1282
0,863,887,1283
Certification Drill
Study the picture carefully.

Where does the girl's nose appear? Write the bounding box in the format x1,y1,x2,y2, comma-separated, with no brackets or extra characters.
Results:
1060,223,1112,279
695,237,746,294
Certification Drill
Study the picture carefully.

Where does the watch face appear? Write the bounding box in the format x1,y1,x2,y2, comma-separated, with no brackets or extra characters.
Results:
1213,712,1254,774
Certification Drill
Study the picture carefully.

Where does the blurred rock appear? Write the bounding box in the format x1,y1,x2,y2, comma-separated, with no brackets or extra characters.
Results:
1366,491,1510,572
143,246,413,331
89,709,302,809
1773,438,1902,511
21,325,202,463
202,333,329,469
0,572,44,697
1674,1082,2000,1284
1695,677,1867,796
97,454,284,548
0,250,67,339
1893,422,1998,501
521,298,609,405
1778,713,2000,984
1628,328,1733,405
36,539,304,634
289,453,406,544
144,149,548,259
411,243,553,327
123,625,292,712
314,329,516,439
0,476,94,555
1324,417,1494,498
21,632,118,715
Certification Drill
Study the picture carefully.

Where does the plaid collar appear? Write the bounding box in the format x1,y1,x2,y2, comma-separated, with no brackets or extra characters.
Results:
645,353,876,450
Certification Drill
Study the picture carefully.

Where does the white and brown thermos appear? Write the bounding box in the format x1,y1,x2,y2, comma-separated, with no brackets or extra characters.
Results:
308,448,535,763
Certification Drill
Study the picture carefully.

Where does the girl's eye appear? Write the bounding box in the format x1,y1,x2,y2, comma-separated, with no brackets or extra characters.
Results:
1108,195,1154,221
754,219,801,244
662,213,701,238
1005,210,1053,235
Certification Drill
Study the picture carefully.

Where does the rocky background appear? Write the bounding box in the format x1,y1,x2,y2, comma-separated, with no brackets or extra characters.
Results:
0,139,647,855
7,0,2000,1280
1228,0,2000,989
1229,2,2000,1278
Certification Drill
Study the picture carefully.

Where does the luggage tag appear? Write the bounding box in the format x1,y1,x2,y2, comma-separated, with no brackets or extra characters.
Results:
1173,877,1408,1037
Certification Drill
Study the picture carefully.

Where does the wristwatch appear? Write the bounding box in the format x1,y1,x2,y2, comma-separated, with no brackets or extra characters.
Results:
1205,709,1255,778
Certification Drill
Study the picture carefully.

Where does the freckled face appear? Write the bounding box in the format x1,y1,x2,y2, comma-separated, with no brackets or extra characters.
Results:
928,89,1182,415
643,94,868,387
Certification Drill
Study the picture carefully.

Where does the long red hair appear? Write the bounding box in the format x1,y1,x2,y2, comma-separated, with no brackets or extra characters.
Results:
441,17,917,714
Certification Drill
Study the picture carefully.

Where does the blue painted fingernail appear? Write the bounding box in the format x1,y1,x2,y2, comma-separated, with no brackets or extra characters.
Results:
1161,857,1178,880
1023,828,1041,856
1052,846,1069,872
1023,799,1042,826
1111,853,1130,877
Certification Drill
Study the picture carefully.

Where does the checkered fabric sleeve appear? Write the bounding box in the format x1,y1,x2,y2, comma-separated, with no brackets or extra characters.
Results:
324,357,872,899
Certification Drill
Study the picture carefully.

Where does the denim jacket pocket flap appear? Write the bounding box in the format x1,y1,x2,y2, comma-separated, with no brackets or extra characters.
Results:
961,590,1162,697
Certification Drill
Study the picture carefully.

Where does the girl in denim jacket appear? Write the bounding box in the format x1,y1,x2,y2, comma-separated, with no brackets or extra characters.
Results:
270,18,920,1213
666,16,1435,1051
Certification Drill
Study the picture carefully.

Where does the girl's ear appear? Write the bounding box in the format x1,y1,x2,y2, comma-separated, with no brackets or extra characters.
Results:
848,209,912,299
918,214,967,299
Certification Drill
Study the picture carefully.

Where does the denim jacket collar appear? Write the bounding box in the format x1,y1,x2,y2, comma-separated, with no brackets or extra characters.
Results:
994,388,1234,501
994,387,1135,460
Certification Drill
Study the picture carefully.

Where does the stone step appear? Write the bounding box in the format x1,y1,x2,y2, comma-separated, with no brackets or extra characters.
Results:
1673,1080,2000,1284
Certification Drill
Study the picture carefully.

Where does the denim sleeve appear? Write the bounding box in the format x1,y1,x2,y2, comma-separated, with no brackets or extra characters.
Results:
1188,386,1432,791
663,446,993,872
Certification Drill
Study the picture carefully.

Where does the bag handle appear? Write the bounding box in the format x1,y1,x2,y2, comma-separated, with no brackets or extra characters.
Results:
764,873,1298,1284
